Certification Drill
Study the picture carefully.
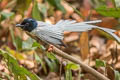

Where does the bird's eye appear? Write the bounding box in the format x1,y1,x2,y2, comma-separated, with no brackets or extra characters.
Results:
25,23,29,26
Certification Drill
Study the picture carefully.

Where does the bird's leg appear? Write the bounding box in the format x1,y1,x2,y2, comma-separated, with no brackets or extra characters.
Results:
47,44,54,52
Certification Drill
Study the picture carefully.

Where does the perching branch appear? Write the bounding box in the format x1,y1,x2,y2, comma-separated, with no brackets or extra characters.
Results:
26,31,110,80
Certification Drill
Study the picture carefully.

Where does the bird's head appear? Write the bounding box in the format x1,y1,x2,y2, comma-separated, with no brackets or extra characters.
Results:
16,18,38,32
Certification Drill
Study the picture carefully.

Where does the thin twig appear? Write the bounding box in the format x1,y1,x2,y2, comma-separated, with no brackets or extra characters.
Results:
53,46,109,80
26,32,110,80
59,58,63,80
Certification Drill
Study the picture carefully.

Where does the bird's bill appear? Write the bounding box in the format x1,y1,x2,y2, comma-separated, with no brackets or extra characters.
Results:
16,24,24,27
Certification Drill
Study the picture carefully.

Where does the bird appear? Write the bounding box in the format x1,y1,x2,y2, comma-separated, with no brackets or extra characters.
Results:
16,18,120,47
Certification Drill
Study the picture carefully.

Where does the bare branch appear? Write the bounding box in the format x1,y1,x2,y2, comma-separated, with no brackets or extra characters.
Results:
26,31,110,80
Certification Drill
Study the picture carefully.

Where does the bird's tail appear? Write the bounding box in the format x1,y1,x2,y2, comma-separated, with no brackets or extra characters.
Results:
56,20,120,43
57,20,102,32
93,26,120,43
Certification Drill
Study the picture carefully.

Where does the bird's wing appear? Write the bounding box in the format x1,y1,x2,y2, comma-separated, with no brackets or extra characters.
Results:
32,25,64,46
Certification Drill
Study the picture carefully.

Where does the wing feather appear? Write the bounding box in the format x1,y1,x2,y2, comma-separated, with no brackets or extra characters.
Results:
32,25,64,45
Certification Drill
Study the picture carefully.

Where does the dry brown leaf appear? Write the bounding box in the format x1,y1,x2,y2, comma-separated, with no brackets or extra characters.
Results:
54,10,63,22
71,13,83,22
64,32,79,43
97,18,118,28
79,32,89,60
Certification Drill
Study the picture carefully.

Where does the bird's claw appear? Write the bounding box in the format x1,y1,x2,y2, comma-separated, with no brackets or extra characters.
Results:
47,45,54,52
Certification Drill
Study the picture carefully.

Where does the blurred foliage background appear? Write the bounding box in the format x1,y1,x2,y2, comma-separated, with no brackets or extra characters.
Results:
0,0,120,80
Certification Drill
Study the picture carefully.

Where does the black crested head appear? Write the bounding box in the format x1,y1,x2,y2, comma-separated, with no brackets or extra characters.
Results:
16,18,38,32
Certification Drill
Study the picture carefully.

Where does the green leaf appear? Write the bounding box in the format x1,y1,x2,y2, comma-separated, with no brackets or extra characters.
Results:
32,42,46,50
95,59,106,68
65,63,80,80
44,57,54,72
0,49,41,80
111,0,117,8
10,28,18,51
34,53,47,74
32,0,43,21
22,37,34,50
44,55,59,72
0,12,14,21
46,52,59,72
65,63,79,70
10,28,23,51
15,0,32,13
6,47,24,60
35,53,42,63
38,3,47,18
96,6,120,18
1,72,11,80
69,5,84,19
46,52,57,60
15,36,22,51
51,59,59,72
65,69,72,80
32,42,41,47
46,0,66,13
114,70,120,80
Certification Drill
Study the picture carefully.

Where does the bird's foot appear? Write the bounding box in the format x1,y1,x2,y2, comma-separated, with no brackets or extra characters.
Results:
47,45,54,52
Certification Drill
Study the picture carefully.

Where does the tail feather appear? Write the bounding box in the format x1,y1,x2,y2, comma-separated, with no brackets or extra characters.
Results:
94,27,120,43
80,20,102,24
55,20,120,43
